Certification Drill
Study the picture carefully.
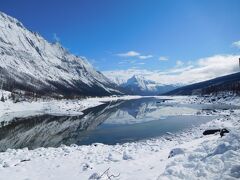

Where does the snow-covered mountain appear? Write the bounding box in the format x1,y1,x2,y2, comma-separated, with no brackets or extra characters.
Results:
122,75,178,95
103,71,178,95
0,12,121,97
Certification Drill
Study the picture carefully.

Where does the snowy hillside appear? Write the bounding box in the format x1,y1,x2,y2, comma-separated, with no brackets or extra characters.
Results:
0,12,121,97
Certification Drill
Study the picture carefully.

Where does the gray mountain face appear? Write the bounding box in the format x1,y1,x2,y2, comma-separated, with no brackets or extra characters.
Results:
0,12,121,97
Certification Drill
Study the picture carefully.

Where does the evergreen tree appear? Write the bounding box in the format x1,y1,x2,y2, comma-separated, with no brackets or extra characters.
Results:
0,94,4,102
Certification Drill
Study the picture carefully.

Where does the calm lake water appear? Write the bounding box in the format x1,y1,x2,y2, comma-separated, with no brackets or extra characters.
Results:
0,97,237,151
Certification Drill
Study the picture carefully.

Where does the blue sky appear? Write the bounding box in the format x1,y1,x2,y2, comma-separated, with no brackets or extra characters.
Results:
0,0,240,72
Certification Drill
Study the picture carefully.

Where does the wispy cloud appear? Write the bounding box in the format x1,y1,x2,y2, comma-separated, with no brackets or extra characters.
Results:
117,59,138,66
117,51,153,60
166,65,194,74
232,41,240,48
53,33,60,42
176,60,184,67
88,58,97,66
159,56,168,61
117,51,140,57
139,55,153,59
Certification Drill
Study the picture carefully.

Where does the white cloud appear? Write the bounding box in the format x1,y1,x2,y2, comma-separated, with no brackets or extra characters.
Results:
104,54,240,85
176,55,239,83
166,65,194,74
117,59,138,65
139,55,153,59
117,51,153,60
159,56,168,61
232,41,240,48
117,51,140,57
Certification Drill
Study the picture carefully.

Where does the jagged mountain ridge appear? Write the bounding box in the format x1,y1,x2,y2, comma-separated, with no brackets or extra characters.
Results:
0,12,121,97
117,75,178,95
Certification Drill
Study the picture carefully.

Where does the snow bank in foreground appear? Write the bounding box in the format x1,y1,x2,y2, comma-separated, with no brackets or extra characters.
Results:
159,130,240,180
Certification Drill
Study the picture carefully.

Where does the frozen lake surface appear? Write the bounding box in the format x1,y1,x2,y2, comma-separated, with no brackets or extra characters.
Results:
0,97,238,151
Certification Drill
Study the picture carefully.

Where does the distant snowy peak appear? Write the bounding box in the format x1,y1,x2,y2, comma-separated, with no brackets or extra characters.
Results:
125,75,153,91
0,11,121,97
121,75,179,95
103,70,180,95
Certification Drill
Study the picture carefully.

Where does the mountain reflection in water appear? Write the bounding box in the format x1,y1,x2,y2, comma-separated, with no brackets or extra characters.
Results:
0,98,226,151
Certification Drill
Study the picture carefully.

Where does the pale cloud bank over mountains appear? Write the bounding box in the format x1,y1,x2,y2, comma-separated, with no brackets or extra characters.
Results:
104,54,240,85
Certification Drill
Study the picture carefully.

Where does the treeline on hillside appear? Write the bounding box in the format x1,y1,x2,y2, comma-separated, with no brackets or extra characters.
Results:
202,81,240,95
0,88,92,103
0,72,109,101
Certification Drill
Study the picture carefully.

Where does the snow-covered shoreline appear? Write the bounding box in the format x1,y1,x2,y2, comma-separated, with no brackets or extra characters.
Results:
0,95,239,180
0,93,143,123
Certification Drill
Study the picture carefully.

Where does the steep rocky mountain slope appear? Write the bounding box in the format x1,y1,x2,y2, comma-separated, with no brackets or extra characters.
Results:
0,12,121,97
